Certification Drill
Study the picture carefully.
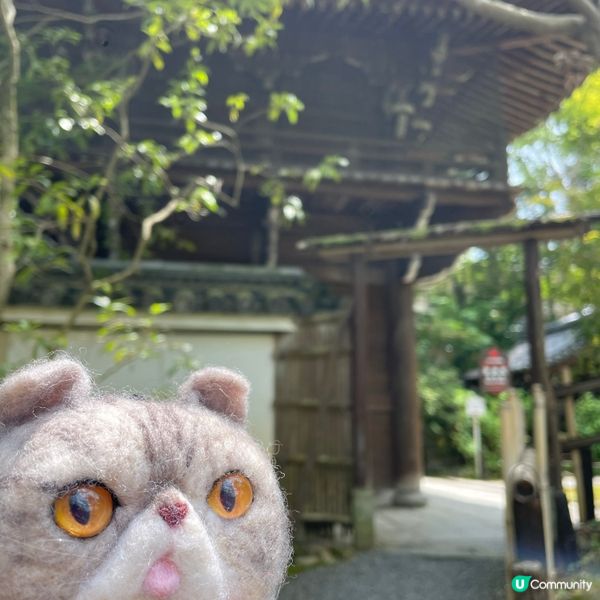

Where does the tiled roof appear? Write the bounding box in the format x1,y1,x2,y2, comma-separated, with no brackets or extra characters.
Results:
507,313,586,372
9,260,340,316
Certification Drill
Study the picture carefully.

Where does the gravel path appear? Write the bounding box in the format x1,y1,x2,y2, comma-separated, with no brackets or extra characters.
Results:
279,550,506,600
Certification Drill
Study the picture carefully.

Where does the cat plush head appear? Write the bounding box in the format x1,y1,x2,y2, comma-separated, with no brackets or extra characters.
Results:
0,357,291,600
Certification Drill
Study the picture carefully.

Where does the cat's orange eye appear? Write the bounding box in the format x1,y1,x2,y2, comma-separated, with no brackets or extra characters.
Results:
54,483,115,538
207,472,253,519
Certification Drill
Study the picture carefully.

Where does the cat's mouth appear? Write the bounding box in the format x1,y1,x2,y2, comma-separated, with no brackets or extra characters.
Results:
142,554,180,599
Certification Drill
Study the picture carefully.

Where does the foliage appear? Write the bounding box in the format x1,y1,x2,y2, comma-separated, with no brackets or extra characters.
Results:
303,155,349,192
0,0,296,369
418,362,472,473
267,91,305,125
510,69,600,343
419,70,600,475
575,393,600,463
417,252,522,376
417,334,504,476
416,244,528,475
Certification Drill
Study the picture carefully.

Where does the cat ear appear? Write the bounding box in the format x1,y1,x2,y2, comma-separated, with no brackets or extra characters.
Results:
0,357,92,426
179,367,249,425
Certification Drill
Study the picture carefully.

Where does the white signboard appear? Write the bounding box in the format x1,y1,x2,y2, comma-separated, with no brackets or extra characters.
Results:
466,393,486,419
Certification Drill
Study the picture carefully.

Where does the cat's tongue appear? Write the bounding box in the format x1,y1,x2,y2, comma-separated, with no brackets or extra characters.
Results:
142,556,181,599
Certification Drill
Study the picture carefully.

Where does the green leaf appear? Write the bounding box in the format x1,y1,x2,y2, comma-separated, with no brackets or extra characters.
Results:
191,67,209,85
149,302,171,316
268,92,305,124
226,93,249,122
0,163,15,180
151,50,165,71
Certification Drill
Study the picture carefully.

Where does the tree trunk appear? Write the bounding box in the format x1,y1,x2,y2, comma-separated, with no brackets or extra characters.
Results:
0,0,20,316
266,204,280,268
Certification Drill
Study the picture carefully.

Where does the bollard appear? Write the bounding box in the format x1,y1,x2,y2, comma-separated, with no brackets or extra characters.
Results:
351,487,375,550
509,449,546,565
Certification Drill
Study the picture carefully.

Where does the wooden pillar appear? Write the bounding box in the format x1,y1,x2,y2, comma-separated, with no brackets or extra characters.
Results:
352,256,370,488
351,257,375,549
387,265,425,506
561,365,588,521
523,239,562,489
580,447,595,522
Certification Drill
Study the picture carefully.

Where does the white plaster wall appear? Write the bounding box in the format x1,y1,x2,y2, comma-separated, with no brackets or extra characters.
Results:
4,310,295,450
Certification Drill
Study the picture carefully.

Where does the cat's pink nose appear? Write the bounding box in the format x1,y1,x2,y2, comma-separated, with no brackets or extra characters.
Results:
158,501,188,528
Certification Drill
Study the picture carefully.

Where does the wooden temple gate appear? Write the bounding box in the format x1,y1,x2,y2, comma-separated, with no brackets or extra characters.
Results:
23,1,598,538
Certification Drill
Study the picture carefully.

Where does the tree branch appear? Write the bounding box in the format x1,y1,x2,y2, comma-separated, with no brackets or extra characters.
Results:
99,198,183,286
64,57,152,330
17,3,143,24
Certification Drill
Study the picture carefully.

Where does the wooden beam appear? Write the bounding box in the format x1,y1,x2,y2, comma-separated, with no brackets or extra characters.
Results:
299,213,600,261
555,376,600,399
499,56,565,97
453,33,570,56
303,262,387,286
562,434,600,452
315,223,593,260
524,239,562,490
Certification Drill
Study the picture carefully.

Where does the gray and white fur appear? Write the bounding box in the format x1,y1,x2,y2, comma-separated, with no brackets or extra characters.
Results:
0,357,291,600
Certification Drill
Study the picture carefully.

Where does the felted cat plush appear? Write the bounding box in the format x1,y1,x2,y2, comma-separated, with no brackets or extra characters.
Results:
0,357,291,600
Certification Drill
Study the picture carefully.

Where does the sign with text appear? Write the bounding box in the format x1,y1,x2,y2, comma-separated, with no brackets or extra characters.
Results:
480,347,510,394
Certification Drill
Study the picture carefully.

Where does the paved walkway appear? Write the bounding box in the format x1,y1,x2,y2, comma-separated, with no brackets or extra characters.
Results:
280,478,507,600
376,477,506,556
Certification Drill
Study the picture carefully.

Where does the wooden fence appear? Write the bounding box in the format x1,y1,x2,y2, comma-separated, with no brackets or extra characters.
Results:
275,310,354,534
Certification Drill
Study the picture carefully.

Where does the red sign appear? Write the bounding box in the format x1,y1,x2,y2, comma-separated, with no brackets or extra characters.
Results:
480,347,510,394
